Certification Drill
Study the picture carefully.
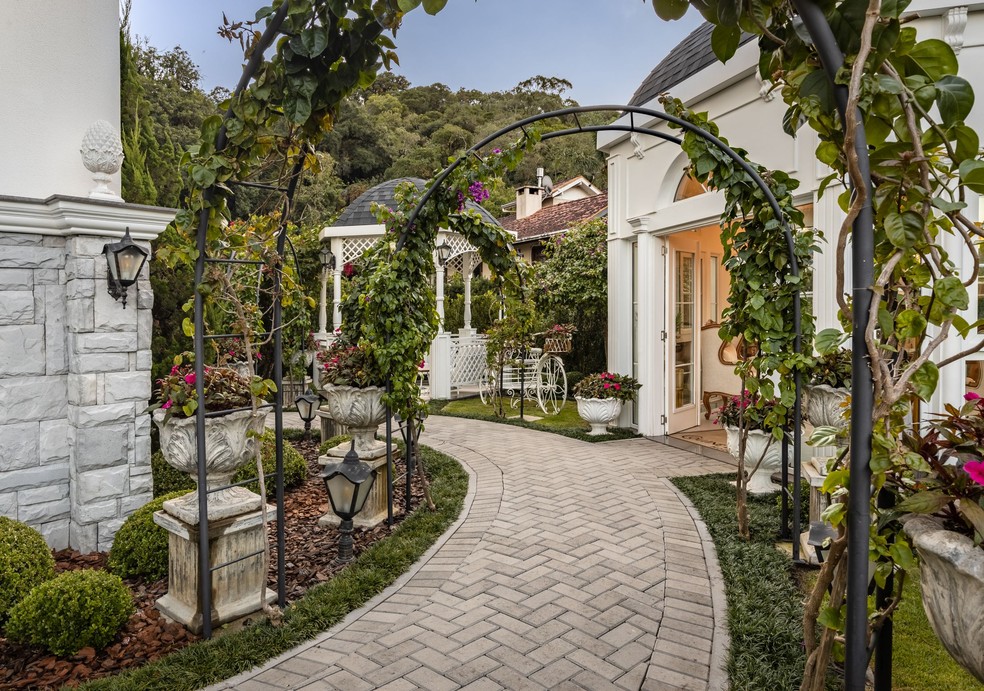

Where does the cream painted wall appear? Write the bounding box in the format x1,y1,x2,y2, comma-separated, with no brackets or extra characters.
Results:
0,1,121,200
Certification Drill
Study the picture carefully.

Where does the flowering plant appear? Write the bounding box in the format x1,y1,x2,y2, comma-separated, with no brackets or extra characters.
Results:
574,372,640,402
808,348,852,389
897,393,984,546
213,337,262,366
716,390,780,432
544,324,577,337
318,335,385,388
148,352,253,423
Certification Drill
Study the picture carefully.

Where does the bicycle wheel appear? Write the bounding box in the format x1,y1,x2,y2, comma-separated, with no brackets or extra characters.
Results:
535,355,567,415
479,366,498,407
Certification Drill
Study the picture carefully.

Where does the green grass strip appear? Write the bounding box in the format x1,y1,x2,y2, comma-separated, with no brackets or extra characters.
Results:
671,474,809,690
429,397,637,442
80,446,468,691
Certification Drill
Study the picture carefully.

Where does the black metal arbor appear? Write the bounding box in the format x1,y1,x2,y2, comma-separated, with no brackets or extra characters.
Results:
189,4,879,688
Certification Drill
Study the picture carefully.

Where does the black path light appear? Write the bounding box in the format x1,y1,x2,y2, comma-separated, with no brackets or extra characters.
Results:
321,442,377,563
435,240,452,267
294,392,319,440
103,227,148,308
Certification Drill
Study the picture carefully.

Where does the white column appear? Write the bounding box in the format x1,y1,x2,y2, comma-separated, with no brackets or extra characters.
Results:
316,265,328,340
436,265,446,334
429,334,452,399
331,238,343,330
463,254,473,331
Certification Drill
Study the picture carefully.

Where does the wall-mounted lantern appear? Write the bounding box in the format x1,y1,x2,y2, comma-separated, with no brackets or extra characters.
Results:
103,227,148,309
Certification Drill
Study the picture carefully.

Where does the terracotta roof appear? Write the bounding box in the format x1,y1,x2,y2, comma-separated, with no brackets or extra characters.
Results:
500,194,608,242
629,23,755,107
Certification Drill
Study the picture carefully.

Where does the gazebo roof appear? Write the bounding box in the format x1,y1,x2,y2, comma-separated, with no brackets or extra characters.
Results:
332,177,501,228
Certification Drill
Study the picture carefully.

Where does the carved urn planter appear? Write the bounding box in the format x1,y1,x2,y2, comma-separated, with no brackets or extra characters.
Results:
320,385,387,458
152,408,267,523
804,385,850,438
575,397,622,436
724,426,782,494
902,515,984,683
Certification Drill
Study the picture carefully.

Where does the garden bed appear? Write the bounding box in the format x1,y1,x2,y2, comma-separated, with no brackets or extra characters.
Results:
0,436,444,690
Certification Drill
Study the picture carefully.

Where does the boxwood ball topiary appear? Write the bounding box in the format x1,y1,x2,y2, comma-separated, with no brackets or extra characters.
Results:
233,430,308,498
5,569,134,656
108,490,191,580
0,516,55,622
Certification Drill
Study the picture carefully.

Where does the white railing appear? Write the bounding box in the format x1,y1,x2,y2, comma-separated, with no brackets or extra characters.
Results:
449,335,488,392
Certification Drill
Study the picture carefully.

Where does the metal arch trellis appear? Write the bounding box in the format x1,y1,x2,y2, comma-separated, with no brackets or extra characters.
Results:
395,103,807,561
190,2,297,640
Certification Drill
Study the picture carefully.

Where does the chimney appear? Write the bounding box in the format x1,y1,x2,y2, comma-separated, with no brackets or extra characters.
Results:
515,185,543,220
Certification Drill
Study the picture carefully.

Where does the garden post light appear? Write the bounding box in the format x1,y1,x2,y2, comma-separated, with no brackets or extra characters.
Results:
435,240,451,333
435,240,452,267
321,442,377,563
294,392,319,440
102,227,148,308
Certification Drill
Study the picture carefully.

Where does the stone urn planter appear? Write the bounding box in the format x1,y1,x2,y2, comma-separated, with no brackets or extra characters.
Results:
804,384,850,437
576,397,623,435
724,426,783,494
321,385,387,457
902,515,984,683
152,408,267,523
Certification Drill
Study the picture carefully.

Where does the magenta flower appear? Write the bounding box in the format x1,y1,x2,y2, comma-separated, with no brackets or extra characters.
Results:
964,460,984,486
170,365,180,375
161,400,172,410
966,392,982,401
603,383,610,389
184,372,196,385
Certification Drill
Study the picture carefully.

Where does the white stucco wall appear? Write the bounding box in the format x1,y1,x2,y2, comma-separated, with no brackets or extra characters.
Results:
0,1,121,199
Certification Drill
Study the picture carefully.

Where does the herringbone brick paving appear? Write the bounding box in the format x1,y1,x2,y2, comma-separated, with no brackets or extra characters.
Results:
214,417,732,691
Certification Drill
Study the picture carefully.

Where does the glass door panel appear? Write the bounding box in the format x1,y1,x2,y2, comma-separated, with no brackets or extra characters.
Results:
674,251,695,410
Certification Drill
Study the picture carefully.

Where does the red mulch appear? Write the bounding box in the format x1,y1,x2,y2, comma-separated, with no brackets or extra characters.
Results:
0,436,424,690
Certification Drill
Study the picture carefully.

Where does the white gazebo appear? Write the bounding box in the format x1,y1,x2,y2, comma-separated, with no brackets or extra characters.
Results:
316,178,494,399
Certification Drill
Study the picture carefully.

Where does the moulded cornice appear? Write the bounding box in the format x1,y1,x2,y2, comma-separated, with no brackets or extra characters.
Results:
627,215,656,234
0,194,174,240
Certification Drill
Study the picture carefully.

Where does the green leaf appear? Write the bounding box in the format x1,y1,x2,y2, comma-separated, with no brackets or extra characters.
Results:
190,165,217,188
421,0,448,14
936,75,974,126
933,276,969,309
711,24,741,63
815,328,847,355
957,499,984,540
818,605,844,631
911,360,939,400
397,0,421,10
181,318,194,338
897,490,949,514
931,195,968,213
952,124,979,163
905,39,958,80
296,28,328,58
958,159,984,194
895,309,927,339
889,540,916,570
652,0,690,21
883,210,924,248
284,94,312,124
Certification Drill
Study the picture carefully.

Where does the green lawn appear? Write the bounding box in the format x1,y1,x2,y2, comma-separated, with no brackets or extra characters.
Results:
430,396,638,442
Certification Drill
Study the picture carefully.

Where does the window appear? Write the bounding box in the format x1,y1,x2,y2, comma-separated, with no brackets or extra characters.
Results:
674,172,707,202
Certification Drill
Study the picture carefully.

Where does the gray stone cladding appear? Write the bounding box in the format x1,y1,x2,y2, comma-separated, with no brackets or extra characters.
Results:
0,229,154,551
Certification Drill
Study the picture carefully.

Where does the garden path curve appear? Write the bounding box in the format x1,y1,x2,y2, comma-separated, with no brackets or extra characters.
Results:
214,416,733,691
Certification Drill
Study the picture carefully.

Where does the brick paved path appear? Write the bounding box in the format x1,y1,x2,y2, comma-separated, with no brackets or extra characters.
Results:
215,416,733,691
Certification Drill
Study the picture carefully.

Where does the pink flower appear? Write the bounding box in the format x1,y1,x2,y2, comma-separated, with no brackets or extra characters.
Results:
184,373,196,385
162,400,172,410
604,383,610,389
964,460,984,486
170,365,180,375
966,392,982,401
614,384,621,391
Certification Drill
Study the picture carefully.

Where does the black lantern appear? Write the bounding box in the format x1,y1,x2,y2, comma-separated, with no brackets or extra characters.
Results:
320,244,335,270
102,227,148,308
294,392,319,440
435,240,452,267
320,442,377,563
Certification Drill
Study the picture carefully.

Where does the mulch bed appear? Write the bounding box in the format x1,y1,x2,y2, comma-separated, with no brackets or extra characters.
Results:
0,436,424,690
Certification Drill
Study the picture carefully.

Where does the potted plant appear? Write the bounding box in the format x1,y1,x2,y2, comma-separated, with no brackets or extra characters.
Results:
718,391,784,494
898,393,984,682
573,372,640,435
804,328,852,434
148,352,270,523
542,323,576,353
318,333,388,457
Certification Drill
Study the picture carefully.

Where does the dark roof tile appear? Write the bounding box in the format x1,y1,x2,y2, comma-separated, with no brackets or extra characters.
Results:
332,177,500,228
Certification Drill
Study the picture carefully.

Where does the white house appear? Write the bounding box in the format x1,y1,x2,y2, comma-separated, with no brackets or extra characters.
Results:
600,3,984,439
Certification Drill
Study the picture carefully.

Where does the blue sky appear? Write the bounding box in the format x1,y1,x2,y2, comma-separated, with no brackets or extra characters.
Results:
128,1,702,105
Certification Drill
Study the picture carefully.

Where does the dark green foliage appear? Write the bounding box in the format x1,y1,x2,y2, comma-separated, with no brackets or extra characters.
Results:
319,434,353,456
0,517,55,623
151,451,194,497
152,433,308,499
232,431,309,498
565,370,583,395
808,349,852,388
6,570,134,656
107,491,191,580
672,475,808,689
76,446,466,690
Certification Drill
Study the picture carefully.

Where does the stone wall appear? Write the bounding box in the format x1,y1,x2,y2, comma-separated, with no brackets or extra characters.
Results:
0,196,171,551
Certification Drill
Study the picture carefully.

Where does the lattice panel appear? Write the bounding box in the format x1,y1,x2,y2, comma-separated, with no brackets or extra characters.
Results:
342,237,377,263
449,336,488,388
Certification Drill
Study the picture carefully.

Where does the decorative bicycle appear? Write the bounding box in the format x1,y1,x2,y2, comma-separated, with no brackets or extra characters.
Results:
479,333,569,415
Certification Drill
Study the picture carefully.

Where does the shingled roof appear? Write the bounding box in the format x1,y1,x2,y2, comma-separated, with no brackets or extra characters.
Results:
332,177,500,228
500,194,608,242
629,23,755,107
